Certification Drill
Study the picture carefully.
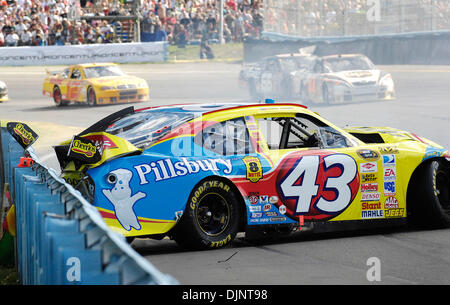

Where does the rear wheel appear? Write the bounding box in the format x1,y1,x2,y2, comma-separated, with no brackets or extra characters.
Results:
53,86,68,106
172,178,242,250
322,84,332,104
87,87,97,107
408,160,450,228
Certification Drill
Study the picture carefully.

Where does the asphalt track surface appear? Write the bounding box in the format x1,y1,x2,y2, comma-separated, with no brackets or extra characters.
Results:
1,62,449,285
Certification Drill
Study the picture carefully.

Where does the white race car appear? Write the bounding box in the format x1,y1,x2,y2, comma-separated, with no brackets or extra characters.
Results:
295,53,395,104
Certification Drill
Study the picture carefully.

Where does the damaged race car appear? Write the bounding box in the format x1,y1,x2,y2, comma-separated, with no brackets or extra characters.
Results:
240,53,395,104
239,53,314,99
15,102,449,250
297,54,396,104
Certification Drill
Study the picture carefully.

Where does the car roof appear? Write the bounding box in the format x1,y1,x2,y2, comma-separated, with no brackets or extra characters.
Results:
264,53,314,60
136,102,310,119
320,54,366,60
71,62,117,69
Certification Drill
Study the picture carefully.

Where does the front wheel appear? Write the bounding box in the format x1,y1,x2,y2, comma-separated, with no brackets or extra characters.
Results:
171,178,242,250
408,160,450,228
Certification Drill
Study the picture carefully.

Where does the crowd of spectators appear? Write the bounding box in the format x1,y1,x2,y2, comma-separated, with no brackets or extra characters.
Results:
264,0,450,37
0,0,264,47
139,0,264,46
2,0,448,47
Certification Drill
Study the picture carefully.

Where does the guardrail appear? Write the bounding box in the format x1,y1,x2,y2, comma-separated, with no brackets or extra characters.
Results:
244,30,450,65
0,124,178,285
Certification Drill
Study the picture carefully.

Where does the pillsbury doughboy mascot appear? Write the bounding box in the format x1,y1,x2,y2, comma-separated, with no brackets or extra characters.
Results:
102,168,146,231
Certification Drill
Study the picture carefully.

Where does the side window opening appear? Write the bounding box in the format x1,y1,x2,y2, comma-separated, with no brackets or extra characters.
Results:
196,117,254,156
257,114,353,150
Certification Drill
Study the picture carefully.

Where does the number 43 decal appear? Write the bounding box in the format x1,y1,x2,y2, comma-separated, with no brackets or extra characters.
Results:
279,154,359,217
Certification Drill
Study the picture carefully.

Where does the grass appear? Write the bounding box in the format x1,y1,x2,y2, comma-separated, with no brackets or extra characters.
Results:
168,42,243,62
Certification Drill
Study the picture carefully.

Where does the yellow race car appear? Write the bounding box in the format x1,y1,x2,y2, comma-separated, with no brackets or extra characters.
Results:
42,63,149,107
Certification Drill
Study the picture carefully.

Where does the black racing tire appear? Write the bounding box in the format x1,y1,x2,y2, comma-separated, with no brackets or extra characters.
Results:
407,159,450,228
53,86,68,106
300,82,310,103
322,84,332,104
87,87,97,107
171,178,242,250
248,79,258,99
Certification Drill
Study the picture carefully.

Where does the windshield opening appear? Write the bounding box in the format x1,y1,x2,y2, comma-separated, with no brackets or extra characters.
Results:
323,56,374,72
84,65,127,79
105,111,195,150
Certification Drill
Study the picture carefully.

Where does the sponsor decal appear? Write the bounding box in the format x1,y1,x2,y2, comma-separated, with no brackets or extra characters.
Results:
134,157,232,184
269,196,278,204
249,205,261,212
360,183,378,192
379,146,399,155
260,195,268,204
360,162,378,173
278,205,287,215
361,192,380,201
384,196,399,209
423,146,447,161
263,204,272,212
357,149,380,161
248,192,260,205
13,124,34,145
384,181,395,196
71,139,97,157
270,217,287,222
382,154,396,167
361,173,377,182
383,167,396,181
361,210,383,219
251,212,262,218
362,201,381,210
384,208,405,218
242,156,263,183
67,136,101,164
6,122,38,149
102,168,146,231
265,211,278,217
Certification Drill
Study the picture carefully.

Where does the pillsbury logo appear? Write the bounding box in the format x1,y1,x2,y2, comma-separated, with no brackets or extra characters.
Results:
134,157,233,185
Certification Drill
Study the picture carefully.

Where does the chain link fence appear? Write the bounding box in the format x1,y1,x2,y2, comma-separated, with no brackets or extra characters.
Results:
263,0,450,37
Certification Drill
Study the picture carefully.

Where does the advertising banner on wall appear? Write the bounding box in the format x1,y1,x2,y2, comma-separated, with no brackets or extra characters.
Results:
0,42,168,66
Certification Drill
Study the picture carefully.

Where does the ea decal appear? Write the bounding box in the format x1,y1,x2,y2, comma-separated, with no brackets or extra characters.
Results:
276,153,359,221
102,169,146,231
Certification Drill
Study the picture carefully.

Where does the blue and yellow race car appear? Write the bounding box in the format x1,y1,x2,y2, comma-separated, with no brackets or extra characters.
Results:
43,102,450,250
